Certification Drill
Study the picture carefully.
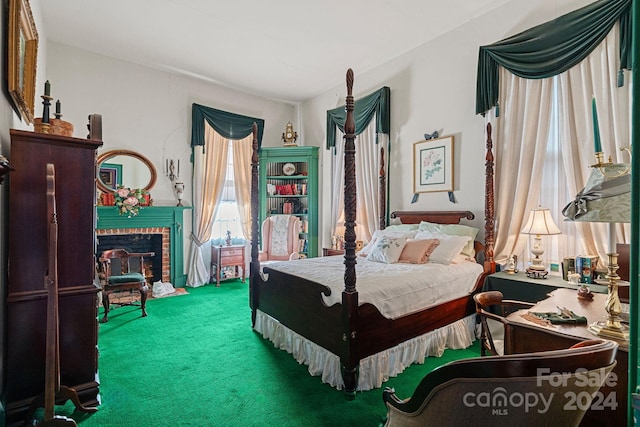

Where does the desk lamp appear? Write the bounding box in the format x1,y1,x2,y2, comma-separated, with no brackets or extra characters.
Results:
521,206,561,278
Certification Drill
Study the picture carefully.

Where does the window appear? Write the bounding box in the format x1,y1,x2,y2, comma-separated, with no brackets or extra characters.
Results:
210,141,245,246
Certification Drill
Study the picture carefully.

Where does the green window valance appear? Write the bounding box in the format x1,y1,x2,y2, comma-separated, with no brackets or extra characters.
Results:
476,0,632,115
191,103,265,147
326,86,390,149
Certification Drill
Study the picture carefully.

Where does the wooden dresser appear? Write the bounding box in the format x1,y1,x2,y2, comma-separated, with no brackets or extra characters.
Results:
6,130,103,424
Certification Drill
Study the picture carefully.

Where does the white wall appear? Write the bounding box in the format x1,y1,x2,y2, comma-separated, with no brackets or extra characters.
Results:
46,41,296,205
301,0,593,248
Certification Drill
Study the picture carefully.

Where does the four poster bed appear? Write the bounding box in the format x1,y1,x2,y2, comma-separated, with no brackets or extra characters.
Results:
249,69,496,397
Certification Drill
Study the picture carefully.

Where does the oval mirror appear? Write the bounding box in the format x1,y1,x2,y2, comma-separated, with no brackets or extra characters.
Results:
96,149,157,194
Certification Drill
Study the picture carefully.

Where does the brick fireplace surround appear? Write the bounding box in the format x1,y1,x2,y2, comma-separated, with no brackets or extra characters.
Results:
96,205,190,287
96,227,171,283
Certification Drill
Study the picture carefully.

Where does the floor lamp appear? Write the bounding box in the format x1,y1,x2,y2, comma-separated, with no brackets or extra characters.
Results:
562,159,631,341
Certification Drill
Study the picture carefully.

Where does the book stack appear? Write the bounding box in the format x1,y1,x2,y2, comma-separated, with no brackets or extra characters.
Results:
574,255,599,284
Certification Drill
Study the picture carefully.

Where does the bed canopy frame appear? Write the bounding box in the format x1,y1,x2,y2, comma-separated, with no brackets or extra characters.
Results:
249,69,496,397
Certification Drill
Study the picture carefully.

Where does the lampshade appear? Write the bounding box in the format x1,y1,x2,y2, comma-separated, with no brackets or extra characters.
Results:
521,207,561,236
562,163,631,224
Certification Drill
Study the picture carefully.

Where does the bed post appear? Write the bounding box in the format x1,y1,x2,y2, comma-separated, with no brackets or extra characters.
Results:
379,145,386,230
250,123,260,325
342,68,359,398
484,122,495,273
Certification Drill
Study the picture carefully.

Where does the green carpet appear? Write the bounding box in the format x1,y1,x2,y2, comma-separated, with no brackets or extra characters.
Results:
55,280,480,426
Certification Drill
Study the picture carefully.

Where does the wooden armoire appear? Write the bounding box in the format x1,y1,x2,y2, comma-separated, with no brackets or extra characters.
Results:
6,129,102,424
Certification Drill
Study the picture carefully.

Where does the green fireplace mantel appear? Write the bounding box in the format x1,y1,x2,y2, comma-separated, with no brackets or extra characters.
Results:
96,205,191,287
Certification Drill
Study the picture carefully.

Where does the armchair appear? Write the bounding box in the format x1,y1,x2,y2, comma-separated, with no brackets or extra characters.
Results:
258,215,301,262
98,249,154,323
474,290,534,356
383,339,618,427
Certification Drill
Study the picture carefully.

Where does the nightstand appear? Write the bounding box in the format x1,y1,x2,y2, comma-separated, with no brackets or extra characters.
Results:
483,271,608,303
322,247,345,257
210,244,246,286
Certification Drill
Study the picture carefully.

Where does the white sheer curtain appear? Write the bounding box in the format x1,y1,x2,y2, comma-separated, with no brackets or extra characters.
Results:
489,70,553,265
490,25,631,268
231,135,253,240
331,120,384,242
187,123,229,287
555,24,631,262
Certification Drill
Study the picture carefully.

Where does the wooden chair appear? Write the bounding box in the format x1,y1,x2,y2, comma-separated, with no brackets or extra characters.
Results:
382,339,618,427
98,249,154,323
473,290,534,356
258,215,301,262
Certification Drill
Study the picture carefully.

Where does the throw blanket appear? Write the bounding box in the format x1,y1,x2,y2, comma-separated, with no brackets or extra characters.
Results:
270,215,291,257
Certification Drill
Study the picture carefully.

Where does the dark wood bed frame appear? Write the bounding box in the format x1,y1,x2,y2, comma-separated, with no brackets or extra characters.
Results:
249,69,496,397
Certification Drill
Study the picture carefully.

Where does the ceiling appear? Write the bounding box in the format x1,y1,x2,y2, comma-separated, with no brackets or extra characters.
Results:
40,0,508,103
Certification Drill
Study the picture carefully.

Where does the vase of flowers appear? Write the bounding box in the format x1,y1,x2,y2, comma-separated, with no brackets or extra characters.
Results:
114,186,145,217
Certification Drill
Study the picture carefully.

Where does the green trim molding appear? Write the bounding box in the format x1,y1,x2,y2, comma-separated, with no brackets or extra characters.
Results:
476,0,632,115
96,205,191,287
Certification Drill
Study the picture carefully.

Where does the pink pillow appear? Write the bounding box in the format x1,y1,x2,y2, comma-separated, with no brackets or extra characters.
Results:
398,239,440,264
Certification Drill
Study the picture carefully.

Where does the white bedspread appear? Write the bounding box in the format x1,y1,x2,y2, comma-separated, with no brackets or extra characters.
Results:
262,255,484,319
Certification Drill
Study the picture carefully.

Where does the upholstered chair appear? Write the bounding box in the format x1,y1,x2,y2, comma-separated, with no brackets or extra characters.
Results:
258,215,301,262
383,339,618,427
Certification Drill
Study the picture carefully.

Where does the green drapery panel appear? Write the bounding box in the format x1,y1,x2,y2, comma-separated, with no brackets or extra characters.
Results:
476,0,632,115
326,86,390,149
191,103,264,147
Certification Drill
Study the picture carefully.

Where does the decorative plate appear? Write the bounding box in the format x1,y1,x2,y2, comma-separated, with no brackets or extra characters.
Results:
282,162,296,176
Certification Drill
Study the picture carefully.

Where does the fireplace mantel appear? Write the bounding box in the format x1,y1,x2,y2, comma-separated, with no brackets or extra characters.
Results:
96,205,191,287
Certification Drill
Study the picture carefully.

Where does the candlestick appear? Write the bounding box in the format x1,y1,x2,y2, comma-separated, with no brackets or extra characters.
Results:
592,96,602,153
44,80,51,96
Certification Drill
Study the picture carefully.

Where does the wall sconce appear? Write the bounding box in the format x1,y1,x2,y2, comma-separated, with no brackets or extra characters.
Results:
166,159,179,181
174,182,185,206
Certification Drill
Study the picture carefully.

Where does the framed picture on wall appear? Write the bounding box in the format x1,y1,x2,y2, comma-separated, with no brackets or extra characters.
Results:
99,163,122,190
7,0,39,124
413,135,454,193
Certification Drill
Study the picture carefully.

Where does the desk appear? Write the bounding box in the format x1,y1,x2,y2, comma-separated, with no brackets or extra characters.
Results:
210,245,246,286
484,271,608,303
506,288,628,427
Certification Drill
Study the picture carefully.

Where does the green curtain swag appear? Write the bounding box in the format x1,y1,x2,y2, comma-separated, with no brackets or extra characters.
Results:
326,86,390,149
476,0,632,115
191,103,265,149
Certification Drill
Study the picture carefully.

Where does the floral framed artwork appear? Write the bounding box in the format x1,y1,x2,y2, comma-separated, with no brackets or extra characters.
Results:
8,0,39,124
413,136,454,193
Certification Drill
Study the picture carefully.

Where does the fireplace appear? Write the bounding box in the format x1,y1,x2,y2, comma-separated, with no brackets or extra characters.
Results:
96,205,190,287
96,230,167,283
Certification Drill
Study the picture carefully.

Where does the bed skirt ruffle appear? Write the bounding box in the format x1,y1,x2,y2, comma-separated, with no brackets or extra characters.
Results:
254,310,476,391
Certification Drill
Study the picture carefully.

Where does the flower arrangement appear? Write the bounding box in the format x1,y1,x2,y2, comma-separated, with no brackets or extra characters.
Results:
114,186,145,217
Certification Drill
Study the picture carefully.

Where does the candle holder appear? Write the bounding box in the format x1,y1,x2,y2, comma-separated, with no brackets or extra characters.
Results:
591,149,631,177
166,159,179,181
174,182,185,206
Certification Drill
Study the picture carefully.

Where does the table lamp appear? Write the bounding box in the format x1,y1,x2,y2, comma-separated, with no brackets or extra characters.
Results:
521,206,561,278
562,157,631,341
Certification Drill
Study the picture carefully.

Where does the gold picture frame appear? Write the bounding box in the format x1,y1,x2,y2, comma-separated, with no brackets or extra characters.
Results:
8,0,39,124
413,135,454,193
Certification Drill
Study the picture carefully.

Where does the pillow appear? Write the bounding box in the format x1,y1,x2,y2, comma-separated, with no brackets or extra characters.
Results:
415,232,471,264
398,238,440,264
359,229,418,257
418,221,479,257
383,224,420,232
366,236,408,264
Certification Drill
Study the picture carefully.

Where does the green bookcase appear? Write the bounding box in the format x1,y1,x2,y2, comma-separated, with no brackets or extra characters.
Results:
259,146,319,258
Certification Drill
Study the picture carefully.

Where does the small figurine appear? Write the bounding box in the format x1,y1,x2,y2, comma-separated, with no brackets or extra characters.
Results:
225,230,232,246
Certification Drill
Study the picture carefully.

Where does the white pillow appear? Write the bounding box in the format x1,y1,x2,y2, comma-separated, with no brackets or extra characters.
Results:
418,221,479,258
415,231,471,264
366,236,408,264
359,229,418,257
